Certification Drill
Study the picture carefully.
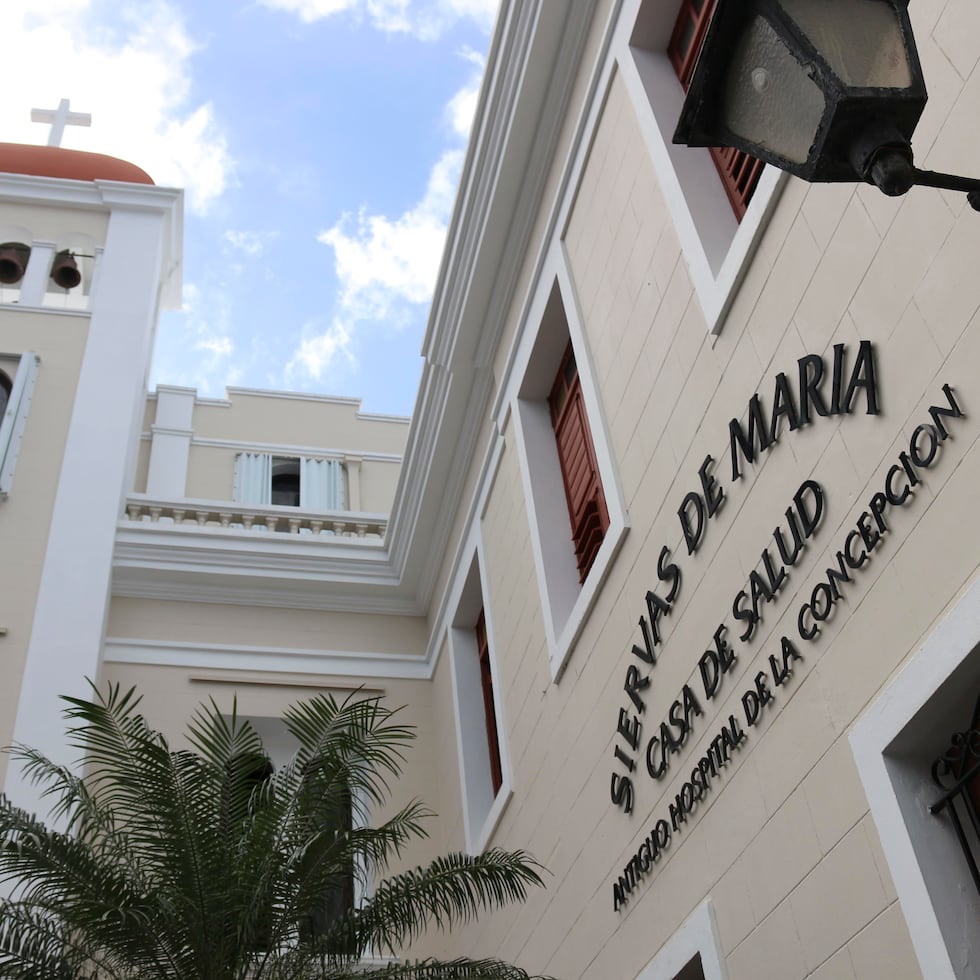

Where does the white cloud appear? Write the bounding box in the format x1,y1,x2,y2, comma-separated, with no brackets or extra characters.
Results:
318,146,462,320
287,52,485,386
152,279,239,396
195,336,234,356
287,320,355,381
286,144,460,382
258,0,498,39
224,230,279,258
1,1,233,215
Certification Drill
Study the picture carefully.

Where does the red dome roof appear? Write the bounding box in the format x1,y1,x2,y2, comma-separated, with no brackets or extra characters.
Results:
0,143,154,185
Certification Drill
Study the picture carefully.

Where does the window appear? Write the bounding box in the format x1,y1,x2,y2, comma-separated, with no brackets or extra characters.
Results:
244,717,356,952
234,453,345,510
0,353,40,500
448,548,511,852
673,956,706,980
634,900,727,980
509,269,628,679
271,457,301,506
620,0,785,331
475,609,503,797
851,576,980,979
298,771,356,955
667,0,763,220
549,342,610,583
930,693,980,894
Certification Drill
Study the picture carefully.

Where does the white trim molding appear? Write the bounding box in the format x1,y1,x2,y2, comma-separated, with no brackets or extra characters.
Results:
507,245,630,680
104,637,431,681
446,531,514,852
635,900,729,980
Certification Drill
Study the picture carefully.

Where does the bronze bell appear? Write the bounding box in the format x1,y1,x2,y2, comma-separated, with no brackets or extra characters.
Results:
0,242,30,285
51,250,81,289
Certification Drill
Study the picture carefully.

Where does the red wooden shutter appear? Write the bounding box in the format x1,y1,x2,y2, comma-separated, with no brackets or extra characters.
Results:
549,343,610,583
475,610,503,797
668,0,763,220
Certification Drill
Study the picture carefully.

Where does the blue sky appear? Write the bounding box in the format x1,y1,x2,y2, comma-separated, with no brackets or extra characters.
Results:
3,0,498,416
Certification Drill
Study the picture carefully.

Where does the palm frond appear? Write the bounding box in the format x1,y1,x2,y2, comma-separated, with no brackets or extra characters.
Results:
339,957,556,980
330,849,546,956
0,798,176,976
0,902,111,980
0,685,550,980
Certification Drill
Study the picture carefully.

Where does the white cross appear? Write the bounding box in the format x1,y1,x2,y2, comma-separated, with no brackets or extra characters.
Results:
30,99,92,147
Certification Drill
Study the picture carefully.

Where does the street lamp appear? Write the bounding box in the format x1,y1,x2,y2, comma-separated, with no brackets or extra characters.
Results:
673,0,980,210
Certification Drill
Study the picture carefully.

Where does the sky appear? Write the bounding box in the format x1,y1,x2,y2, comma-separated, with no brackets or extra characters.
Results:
1,0,499,417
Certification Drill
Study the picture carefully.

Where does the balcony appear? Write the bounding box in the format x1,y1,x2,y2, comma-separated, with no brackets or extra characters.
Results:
123,493,387,540
114,494,411,613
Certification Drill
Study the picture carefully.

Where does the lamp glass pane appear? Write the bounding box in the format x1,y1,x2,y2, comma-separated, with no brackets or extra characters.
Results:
722,15,825,165
780,0,913,88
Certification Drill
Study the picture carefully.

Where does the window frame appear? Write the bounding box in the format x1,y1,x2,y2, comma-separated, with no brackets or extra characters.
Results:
447,540,512,852
246,715,365,922
634,900,729,980
614,0,787,334
666,0,764,221
0,352,40,500
474,608,504,797
507,252,629,681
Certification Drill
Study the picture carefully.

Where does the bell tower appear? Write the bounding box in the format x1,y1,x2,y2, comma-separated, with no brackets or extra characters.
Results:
0,132,182,815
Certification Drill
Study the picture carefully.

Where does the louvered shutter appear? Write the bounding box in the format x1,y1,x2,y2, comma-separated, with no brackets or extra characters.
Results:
668,0,763,220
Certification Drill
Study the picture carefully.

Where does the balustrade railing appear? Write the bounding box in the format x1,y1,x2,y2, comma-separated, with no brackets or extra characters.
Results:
123,494,387,540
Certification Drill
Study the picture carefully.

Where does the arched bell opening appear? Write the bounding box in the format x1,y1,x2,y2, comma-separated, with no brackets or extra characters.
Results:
0,243,31,285
45,233,97,308
0,226,33,303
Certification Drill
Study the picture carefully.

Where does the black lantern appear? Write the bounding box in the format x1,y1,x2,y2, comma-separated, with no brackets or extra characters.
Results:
674,0,980,210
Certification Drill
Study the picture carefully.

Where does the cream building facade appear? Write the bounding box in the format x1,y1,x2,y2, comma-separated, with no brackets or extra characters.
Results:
2,1,980,978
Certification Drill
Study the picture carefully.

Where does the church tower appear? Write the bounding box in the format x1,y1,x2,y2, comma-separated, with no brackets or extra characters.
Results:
0,124,182,813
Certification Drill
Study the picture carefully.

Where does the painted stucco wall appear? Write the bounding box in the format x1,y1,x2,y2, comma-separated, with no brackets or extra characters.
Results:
106,596,428,663
0,198,108,244
0,310,88,786
416,1,980,978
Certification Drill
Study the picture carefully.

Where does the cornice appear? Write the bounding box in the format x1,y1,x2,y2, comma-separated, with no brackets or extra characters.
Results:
103,638,432,680
0,171,175,211
115,522,398,577
386,0,599,611
112,523,422,614
183,437,403,464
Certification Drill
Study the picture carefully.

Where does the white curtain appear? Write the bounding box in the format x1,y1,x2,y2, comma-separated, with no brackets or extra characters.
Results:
234,452,272,504
300,457,345,510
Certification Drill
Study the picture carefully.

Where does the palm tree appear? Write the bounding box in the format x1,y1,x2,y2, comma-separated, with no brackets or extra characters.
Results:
0,684,551,979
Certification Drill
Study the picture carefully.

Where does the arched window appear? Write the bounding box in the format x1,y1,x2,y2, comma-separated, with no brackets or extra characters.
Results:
0,370,12,423
271,457,301,507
